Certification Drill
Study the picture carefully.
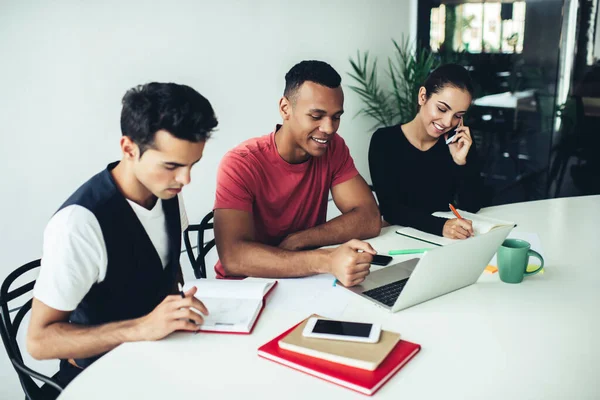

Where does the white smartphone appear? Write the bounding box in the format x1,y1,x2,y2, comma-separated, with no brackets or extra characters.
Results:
445,132,458,145
301,317,381,343
446,117,463,145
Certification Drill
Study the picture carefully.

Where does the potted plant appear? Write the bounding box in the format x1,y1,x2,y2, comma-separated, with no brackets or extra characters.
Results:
347,37,440,129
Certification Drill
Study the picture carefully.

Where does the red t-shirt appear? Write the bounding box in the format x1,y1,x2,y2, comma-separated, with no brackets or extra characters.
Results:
213,125,359,278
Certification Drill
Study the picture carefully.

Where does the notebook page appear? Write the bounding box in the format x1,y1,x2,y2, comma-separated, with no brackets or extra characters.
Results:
432,210,515,234
395,227,456,246
197,297,262,332
183,278,274,299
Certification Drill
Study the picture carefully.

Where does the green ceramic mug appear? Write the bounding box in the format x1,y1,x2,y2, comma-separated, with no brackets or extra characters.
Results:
497,239,544,284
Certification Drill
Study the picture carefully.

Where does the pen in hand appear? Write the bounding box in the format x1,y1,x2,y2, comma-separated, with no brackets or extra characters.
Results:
449,203,475,237
449,203,463,220
332,249,372,287
178,283,198,325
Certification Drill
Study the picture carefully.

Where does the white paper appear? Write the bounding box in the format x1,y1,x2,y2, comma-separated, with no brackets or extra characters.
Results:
395,227,456,246
432,210,515,235
182,278,276,332
183,278,275,299
267,274,349,319
198,297,262,331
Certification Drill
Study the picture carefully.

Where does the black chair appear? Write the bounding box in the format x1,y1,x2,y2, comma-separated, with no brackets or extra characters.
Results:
0,259,63,400
183,211,216,279
549,96,599,197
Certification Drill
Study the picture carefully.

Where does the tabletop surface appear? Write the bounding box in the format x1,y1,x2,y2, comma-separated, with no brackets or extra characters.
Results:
58,195,600,400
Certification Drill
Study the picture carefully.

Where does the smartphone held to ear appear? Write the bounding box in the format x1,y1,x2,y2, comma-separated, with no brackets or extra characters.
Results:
302,318,382,343
446,118,463,145
445,133,458,145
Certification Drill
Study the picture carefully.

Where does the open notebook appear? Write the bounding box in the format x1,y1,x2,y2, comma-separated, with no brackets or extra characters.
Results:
183,278,277,333
396,210,515,246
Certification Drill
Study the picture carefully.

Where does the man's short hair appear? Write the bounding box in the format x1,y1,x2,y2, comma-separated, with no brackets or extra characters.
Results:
283,60,341,104
120,82,218,156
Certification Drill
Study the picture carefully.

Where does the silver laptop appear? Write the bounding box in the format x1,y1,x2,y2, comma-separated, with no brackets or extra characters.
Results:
343,225,513,312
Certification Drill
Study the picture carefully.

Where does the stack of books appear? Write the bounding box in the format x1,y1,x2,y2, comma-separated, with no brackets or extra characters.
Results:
258,315,421,395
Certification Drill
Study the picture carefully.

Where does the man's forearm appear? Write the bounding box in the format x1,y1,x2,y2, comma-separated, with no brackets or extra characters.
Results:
219,241,332,278
286,207,381,250
28,318,141,361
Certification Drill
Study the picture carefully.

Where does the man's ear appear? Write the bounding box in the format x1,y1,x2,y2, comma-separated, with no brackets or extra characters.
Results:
279,96,292,121
120,136,139,160
417,86,428,106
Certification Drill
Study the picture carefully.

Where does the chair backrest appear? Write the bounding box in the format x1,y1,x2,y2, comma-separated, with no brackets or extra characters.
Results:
0,259,63,399
183,211,216,279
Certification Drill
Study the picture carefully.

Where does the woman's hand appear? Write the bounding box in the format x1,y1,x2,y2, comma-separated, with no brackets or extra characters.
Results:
442,218,474,239
444,124,473,166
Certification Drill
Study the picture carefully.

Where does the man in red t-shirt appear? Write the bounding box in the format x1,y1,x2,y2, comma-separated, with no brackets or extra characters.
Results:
214,60,381,287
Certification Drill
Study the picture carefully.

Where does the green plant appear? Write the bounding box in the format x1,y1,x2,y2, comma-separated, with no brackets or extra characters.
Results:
347,37,440,129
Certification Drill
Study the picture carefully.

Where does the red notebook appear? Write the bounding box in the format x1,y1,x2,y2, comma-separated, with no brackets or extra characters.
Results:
258,320,421,395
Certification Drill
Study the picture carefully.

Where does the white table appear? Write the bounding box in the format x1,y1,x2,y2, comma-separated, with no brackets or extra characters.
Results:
473,89,536,110
58,196,600,399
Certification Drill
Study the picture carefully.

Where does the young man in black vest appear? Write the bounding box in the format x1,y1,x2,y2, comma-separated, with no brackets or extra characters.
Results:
26,82,217,389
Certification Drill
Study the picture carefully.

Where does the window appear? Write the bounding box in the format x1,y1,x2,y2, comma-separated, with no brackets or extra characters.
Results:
430,2,526,54
430,5,446,52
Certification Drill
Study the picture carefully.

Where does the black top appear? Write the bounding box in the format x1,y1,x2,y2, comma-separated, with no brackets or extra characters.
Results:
368,124,484,236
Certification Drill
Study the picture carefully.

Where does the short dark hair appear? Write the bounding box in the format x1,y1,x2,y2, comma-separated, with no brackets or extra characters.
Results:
120,82,218,156
284,60,341,103
423,64,474,100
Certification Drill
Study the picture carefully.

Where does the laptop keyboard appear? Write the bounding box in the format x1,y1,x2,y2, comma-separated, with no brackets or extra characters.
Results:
363,278,409,307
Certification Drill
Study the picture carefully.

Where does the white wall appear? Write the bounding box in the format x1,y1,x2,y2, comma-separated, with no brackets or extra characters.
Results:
0,0,414,397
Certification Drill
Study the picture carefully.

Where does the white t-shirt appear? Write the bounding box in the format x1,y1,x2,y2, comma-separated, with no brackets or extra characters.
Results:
34,195,189,312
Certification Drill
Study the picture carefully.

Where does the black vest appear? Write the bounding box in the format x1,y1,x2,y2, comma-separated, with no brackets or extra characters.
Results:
58,162,181,369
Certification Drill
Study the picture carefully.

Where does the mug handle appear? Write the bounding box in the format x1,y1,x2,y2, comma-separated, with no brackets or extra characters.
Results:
524,249,544,276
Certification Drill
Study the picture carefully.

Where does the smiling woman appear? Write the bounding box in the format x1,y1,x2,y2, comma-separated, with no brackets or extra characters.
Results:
368,64,486,240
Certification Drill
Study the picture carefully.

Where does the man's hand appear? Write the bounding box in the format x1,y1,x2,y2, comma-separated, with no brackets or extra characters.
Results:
443,218,474,239
278,233,303,251
134,286,209,341
328,239,376,287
